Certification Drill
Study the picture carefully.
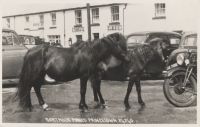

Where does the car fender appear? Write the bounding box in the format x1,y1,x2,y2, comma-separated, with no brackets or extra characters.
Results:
165,66,186,78
166,66,196,80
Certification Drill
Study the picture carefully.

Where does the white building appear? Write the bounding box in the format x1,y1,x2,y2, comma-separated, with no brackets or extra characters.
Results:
2,1,198,47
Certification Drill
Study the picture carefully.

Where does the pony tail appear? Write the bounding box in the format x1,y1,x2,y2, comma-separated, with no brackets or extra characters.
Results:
16,51,33,110
16,45,48,110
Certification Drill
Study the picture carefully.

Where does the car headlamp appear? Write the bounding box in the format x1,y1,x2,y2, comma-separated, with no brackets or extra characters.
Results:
185,59,190,65
176,53,184,65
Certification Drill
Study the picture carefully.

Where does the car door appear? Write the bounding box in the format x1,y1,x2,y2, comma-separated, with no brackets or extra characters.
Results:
2,30,27,79
166,35,181,56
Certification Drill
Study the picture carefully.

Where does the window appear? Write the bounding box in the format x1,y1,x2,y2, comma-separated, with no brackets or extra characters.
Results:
25,16,30,29
51,12,56,26
48,35,60,44
169,37,180,46
93,33,99,40
6,18,10,28
25,16,29,22
76,35,82,42
111,6,119,22
2,31,20,45
75,10,82,25
39,14,44,26
92,8,99,24
155,3,166,17
183,35,197,46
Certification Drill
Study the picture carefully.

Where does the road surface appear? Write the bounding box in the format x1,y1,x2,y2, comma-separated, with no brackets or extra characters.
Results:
2,80,196,123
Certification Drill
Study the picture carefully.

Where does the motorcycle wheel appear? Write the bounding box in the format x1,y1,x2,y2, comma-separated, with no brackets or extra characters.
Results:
163,71,196,107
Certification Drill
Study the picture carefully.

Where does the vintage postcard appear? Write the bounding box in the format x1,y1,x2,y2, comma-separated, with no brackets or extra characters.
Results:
0,0,199,126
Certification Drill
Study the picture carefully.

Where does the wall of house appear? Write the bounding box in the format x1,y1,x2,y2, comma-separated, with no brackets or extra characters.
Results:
2,1,198,47
65,9,88,47
124,0,198,35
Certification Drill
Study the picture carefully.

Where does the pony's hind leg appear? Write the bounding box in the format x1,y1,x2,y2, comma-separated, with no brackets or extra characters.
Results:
124,80,134,111
33,73,51,111
34,85,50,111
79,77,89,111
135,80,145,106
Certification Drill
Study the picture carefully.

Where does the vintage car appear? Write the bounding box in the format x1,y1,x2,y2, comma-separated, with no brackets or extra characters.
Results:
163,32,197,107
166,32,197,66
101,31,182,81
127,31,181,58
2,29,28,85
19,35,45,48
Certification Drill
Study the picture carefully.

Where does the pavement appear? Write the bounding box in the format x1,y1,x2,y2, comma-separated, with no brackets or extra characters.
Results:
2,80,196,123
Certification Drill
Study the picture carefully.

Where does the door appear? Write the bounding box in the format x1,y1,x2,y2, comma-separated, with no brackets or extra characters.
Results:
2,30,27,79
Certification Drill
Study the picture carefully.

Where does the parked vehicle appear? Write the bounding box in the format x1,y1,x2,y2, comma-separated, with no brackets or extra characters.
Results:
127,31,181,58
2,29,28,85
19,35,45,48
163,32,197,107
102,31,181,80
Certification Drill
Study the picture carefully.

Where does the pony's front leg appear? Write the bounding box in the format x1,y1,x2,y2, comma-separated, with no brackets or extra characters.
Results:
124,80,134,111
79,77,88,111
90,74,105,108
96,79,105,108
90,76,100,103
135,80,145,107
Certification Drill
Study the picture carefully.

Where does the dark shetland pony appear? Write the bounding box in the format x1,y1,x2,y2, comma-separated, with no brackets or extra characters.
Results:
90,38,170,111
17,33,129,112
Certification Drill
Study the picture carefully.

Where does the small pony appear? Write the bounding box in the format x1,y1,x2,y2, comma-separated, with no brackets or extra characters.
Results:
90,38,170,111
17,33,129,112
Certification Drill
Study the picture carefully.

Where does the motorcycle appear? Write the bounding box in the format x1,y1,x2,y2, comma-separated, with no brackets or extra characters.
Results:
163,50,197,107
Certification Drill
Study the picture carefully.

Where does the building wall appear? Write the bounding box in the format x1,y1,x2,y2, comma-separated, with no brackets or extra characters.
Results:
124,0,198,35
2,1,198,47
65,9,88,47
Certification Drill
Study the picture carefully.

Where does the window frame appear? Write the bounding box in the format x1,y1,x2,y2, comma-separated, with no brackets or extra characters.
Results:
75,10,82,25
39,14,44,26
51,12,56,26
48,35,61,44
6,18,10,28
91,8,99,24
111,6,119,22
154,3,166,17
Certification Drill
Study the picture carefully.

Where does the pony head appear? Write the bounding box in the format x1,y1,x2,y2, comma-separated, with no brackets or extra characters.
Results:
101,33,129,63
148,38,170,61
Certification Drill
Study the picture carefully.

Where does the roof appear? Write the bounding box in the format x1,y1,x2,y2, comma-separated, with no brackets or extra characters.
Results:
2,28,18,34
182,31,197,37
19,35,35,37
127,31,181,37
2,3,126,18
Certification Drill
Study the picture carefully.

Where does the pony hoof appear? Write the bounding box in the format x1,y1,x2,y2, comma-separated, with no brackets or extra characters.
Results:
100,104,106,109
42,103,51,111
125,107,130,111
44,107,52,111
139,102,145,107
94,102,101,108
80,107,89,113
125,105,131,111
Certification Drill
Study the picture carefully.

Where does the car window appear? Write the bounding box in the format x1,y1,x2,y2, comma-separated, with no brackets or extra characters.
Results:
2,31,20,45
147,34,169,43
169,37,180,46
127,35,147,44
30,37,35,44
2,36,9,45
182,35,197,46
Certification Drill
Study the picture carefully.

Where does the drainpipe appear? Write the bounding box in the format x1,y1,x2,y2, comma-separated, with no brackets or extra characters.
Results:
87,3,91,42
63,10,66,47
14,16,15,30
123,3,127,35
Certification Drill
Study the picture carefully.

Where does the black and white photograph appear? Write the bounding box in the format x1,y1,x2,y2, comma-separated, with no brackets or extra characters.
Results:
1,0,199,125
